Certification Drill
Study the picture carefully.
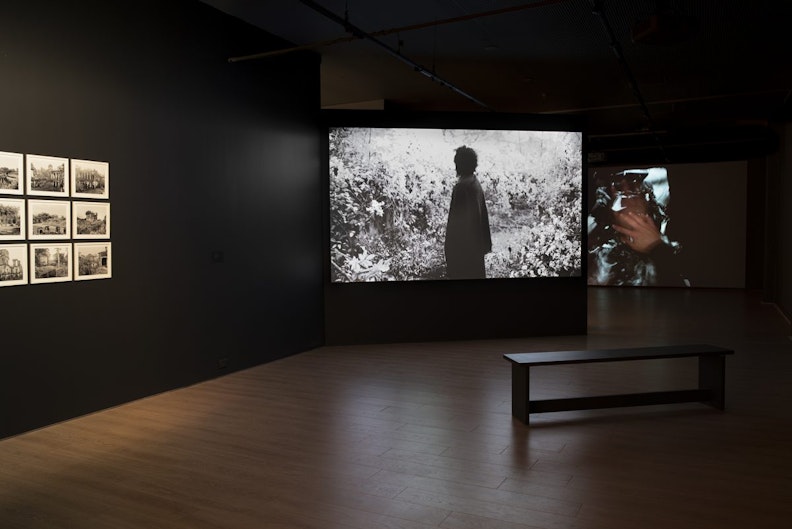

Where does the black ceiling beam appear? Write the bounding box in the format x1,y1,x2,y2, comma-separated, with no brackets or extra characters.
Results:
590,0,669,162
297,0,494,112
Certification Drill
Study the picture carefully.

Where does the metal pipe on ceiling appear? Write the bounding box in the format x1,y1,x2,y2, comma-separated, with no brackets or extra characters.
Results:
589,0,669,161
292,0,494,111
545,88,791,115
228,0,569,62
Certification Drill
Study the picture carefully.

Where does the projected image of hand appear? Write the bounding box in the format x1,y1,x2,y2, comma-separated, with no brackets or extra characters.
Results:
612,211,661,254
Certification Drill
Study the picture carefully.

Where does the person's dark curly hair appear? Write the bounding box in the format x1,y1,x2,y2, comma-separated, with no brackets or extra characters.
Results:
454,146,478,175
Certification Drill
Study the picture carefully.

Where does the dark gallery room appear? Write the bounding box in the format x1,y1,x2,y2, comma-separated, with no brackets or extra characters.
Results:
1,1,791,528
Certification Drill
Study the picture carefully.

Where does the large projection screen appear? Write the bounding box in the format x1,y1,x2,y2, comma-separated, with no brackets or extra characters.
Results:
322,111,587,345
588,161,747,288
329,127,582,283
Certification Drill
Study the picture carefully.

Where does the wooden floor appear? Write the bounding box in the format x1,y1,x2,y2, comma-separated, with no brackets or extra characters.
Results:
2,288,792,529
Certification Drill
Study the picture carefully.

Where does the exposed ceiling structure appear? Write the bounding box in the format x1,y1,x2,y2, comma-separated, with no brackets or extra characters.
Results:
201,0,791,164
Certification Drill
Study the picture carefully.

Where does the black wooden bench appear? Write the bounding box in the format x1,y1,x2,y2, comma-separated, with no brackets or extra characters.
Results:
503,344,734,424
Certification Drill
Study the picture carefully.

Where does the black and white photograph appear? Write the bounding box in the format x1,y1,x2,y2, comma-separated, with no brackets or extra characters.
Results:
72,202,110,239
26,154,69,197
29,243,71,284
27,200,71,240
0,198,26,241
0,244,27,287
0,151,24,195
71,159,109,199
74,242,111,281
329,126,583,283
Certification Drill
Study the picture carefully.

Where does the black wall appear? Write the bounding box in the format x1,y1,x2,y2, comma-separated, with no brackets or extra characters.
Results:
765,123,792,325
0,1,323,438
324,278,587,344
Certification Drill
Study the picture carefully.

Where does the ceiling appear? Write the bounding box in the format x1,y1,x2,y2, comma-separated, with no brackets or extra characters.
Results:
201,0,791,164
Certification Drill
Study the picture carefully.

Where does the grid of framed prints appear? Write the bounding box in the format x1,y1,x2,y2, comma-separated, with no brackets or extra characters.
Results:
0,151,111,287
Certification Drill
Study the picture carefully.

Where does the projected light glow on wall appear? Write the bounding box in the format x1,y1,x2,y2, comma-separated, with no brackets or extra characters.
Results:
587,167,686,286
587,161,748,288
329,126,583,283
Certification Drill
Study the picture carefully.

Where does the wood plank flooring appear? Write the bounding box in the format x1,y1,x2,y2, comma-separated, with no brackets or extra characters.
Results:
2,287,792,528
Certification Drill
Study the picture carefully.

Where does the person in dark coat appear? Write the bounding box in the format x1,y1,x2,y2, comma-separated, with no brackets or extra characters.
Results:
444,146,492,279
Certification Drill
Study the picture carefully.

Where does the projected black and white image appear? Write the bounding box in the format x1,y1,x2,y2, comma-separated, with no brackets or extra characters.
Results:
0,151,24,195
588,167,689,287
0,198,25,241
0,244,27,287
587,161,749,288
329,127,582,282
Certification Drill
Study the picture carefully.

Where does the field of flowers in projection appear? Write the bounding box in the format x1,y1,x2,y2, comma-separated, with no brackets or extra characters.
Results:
329,127,582,282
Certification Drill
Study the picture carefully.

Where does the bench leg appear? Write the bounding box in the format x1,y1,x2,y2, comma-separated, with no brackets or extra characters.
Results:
699,355,726,410
511,364,530,423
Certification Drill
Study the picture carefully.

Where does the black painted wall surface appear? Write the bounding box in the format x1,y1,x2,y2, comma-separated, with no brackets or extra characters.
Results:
765,124,792,325
0,1,323,438
324,278,587,345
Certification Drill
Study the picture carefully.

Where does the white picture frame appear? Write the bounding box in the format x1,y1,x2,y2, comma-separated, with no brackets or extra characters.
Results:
26,154,69,197
0,243,28,287
71,159,109,199
0,151,24,195
0,198,26,241
75,242,111,281
73,201,110,239
28,200,71,240
29,243,72,284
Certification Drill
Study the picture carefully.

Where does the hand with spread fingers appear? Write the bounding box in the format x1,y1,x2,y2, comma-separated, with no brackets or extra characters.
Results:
612,211,662,254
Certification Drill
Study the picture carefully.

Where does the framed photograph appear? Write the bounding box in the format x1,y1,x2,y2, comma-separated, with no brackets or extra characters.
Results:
29,243,72,284
0,151,24,195
71,159,109,199
28,200,71,240
75,242,111,281
26,154,69,197
73,201,110,239
0,198,26,241
0,244,28,287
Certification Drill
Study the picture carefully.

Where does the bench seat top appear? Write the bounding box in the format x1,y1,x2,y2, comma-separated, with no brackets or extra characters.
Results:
504,344,733,367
